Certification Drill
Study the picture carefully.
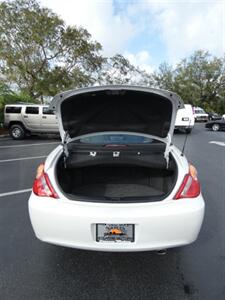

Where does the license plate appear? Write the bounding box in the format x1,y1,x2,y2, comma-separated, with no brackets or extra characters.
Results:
96,224,134,242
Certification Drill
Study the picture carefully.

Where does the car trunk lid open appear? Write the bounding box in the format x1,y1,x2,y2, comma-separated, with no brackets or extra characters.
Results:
50,85,183,145
50,86,182,203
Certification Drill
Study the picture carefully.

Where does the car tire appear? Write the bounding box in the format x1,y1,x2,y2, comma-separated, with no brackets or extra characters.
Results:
212,123,220,132
185,128,192,134
9,124,26,140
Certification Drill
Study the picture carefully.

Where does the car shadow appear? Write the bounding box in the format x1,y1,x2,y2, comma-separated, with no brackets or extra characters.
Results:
40,245,189,300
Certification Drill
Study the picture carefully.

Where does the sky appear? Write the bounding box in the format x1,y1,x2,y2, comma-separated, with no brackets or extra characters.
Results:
40,0,225,72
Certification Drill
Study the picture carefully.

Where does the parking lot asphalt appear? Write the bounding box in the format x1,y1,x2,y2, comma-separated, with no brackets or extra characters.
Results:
0,124,224,300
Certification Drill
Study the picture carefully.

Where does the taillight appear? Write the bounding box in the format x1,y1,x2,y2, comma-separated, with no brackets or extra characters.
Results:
174,164,200,200
33,163,58,198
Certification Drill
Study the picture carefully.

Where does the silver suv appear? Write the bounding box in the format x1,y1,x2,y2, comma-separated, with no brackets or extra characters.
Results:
4,104,59,139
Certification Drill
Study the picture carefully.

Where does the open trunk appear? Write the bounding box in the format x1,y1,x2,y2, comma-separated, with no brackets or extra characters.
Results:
56,144,178,203
50,86,182,202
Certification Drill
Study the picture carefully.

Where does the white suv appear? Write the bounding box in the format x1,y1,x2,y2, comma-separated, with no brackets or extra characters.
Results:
193,107,208,122
4,104,59,139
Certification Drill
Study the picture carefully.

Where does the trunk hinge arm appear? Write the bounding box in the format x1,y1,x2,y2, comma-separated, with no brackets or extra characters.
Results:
164,133,171,168
62,131,69,167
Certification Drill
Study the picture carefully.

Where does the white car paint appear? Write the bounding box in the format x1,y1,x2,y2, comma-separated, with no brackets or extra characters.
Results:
29,192,204,252
175,104,195,133
28,141,205,252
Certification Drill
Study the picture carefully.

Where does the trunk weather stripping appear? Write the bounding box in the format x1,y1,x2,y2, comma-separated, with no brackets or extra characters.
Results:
62,131,70,167
164,133,171,168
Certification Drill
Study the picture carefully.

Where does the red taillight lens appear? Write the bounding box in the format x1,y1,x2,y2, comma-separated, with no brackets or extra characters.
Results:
174,165,200,200
33,163,58,198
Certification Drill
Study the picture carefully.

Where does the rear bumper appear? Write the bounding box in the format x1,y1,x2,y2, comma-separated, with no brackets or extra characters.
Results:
195,117,208,122
175,125,194,130
28,193,205,252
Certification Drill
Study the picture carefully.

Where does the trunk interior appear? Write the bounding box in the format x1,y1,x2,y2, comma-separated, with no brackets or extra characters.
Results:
56,145,177,202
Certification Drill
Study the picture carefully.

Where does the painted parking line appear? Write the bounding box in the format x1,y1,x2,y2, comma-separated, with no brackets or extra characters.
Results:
0,142,59,149
209,141,225,147
0,188,32,198
0,155,47,163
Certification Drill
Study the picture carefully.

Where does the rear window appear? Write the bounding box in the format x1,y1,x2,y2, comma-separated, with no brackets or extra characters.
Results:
25,107,39,114
5,106,22,114
195,109,206,114
79,134,162,145
43,107,55,115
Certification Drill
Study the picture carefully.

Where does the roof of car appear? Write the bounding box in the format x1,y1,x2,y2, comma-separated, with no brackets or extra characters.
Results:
5,103,48,107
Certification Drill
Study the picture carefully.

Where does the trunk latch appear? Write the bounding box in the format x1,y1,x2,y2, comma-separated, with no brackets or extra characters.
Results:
113,151,120,157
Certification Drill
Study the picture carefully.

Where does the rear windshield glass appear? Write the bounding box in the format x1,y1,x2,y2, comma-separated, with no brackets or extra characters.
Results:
25,107,39,114
78,134,162,144
195,109,206,114
5,106,22,114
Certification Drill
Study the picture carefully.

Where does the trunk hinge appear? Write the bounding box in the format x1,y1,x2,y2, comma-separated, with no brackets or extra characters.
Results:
164,133,171,169
62,131,69,167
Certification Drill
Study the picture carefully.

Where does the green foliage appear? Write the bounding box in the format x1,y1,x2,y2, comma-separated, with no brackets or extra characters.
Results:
0,0,103,98
153,51,225,113
153,63,174,91
98,54,154,86
0,1,224,114
0,82,34,122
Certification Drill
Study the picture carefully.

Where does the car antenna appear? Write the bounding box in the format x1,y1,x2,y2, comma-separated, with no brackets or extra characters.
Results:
181,120,191,156
181,132,188,156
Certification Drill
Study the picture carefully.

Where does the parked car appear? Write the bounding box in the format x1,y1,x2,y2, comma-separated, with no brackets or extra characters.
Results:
4,104,59,139
193,107,208,122
175,104,195,133
28,86,205,252
205,119,225,131
207,112,221,121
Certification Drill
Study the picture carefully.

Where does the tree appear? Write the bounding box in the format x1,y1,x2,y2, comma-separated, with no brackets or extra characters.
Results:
175,51,225,110
98,54,154,86
0,81,34,122
0,0,104,99
152,62,175,91
153,51,225,112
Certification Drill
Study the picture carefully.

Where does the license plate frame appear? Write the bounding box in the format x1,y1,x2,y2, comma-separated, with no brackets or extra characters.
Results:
96,224,134,243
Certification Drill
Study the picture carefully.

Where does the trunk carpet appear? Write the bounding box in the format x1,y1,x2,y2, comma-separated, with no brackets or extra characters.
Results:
73,183,164,198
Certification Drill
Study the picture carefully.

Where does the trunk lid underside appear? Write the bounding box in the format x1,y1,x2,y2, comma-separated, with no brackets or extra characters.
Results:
50,86,183,144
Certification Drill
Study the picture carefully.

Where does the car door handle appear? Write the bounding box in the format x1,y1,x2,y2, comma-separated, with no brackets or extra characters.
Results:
24,115,28,118
42,116,47,119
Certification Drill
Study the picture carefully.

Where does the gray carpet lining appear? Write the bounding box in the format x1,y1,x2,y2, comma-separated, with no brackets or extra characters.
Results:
73,183,164,198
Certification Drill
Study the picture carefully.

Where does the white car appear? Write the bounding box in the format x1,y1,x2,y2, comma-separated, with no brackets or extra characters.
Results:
28,86,205,252
175,104,195,133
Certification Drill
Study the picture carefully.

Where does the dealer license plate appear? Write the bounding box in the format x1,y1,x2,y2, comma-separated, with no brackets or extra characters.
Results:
96,224,134,242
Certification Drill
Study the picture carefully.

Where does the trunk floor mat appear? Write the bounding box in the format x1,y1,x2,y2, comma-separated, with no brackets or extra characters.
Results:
73,183,164,198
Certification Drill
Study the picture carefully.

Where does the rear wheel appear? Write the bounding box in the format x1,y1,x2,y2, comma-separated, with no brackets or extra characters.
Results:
185,128,192,134
212,123,220,132
9,124,26,140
